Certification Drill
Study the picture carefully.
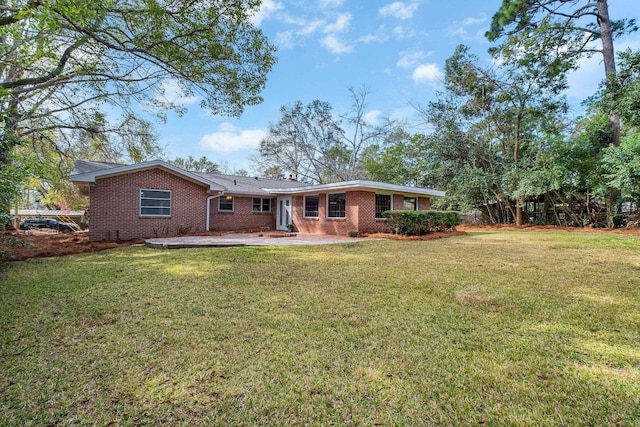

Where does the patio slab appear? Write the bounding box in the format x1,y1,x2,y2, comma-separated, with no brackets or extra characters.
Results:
145,232,372,249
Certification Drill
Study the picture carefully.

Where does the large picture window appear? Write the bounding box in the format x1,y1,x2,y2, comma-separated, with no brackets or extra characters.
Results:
140,189,171,216
219,196,234,212
328,193,346,218
375,194,391,218
404,196,417,211
252,198,271,212
304,195,319,217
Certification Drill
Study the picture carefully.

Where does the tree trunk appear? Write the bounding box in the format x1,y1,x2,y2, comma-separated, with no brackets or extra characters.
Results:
515,198,523,226
606,187,619,228
597,0,622,228
597,0,621,147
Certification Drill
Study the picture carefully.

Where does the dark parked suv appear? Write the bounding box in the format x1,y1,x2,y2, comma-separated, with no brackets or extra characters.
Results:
19,218,77,232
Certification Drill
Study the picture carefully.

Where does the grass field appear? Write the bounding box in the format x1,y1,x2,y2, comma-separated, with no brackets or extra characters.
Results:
1,231,640,426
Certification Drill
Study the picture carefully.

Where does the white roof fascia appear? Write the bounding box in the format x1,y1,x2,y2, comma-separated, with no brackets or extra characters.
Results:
223,190,273,197
70,160,226,192
263,180,446,197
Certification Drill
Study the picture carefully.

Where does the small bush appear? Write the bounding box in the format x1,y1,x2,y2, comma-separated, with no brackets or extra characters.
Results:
382,210,460,235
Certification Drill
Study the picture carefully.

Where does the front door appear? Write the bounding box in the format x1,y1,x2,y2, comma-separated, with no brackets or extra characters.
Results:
276,196,292,231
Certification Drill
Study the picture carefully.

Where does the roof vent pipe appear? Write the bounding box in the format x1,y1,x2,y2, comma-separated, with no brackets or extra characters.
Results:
234,179,237,185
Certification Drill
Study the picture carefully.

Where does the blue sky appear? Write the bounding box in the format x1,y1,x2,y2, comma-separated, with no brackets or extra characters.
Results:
154,0,640,174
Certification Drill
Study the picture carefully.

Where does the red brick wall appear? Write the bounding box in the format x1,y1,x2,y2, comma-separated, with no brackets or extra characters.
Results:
354,191,389,234
208,196,275,231
419,196,431,210
393,194,405,211
88,168,210,241
292,193,357,235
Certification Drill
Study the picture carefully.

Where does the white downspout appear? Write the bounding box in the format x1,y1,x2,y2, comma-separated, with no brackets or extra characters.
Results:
206,192,224,232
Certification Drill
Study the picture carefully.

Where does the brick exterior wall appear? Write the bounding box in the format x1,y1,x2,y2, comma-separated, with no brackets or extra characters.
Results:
86,166,434,240
292,191,432,235
88,168,210,241
292,193,358,235
419,196,431,210
208,196,275,231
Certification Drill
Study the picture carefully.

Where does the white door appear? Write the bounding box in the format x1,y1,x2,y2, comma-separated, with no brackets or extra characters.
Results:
276,196,292,231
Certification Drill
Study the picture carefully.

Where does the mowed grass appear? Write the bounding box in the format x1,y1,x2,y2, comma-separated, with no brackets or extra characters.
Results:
1,232,640,426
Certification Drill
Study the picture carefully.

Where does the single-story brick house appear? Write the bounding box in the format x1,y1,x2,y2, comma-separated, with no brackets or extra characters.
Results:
70,159,445,241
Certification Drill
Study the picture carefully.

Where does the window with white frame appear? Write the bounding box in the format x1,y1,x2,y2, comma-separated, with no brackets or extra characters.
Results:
404,196,417,211
304,195,319,217
140,189,171,216
327,193,346,218
219,195,234,212
252,198,271,212
375,194,392,218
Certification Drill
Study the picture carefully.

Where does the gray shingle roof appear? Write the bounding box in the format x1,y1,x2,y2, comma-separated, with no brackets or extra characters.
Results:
71,160,307,195
72,160,124,175
196,172,308,196
70,160,445,197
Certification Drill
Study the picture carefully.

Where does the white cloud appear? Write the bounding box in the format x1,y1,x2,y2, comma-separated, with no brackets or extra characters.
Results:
364,109,383,125
280,13,307,26
358,25,390,44
379,2,419,20
449,14,489,41
156,79,199,106
397,50,429,69
200,123,267,153
274,17,325,49
321,34,354,54
412,63,443,83
319,0,344,8
463,15,488,26
392,25,416,39
301,18,325,35
273,18,324,49
324,13,351,33
250,0,284,25
275,30,295,48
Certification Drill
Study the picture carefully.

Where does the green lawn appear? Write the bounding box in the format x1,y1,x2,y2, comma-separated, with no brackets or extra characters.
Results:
1,231,640,426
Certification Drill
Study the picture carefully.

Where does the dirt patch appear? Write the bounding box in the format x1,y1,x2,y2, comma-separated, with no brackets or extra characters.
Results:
457,223,640,235
454,289,503,312
0,228,283,262
1,230,140,262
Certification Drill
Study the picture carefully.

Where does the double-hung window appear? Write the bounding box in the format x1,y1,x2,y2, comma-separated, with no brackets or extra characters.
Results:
252,198,271,212
327,193,346,218
404,196,417,211
304,195,319,217
219,196,234,212
375,194,391,219
140,189,171,216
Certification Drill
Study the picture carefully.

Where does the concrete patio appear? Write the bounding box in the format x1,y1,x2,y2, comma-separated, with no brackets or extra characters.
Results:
145,232,373,249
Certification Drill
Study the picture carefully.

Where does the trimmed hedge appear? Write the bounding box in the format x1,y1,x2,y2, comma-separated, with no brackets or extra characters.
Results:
382,210,460,235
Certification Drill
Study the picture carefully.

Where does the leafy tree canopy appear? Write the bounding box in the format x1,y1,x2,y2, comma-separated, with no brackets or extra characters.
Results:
486,0,638,148
169,156,221,173
255,88,398,184
1,0,276,210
